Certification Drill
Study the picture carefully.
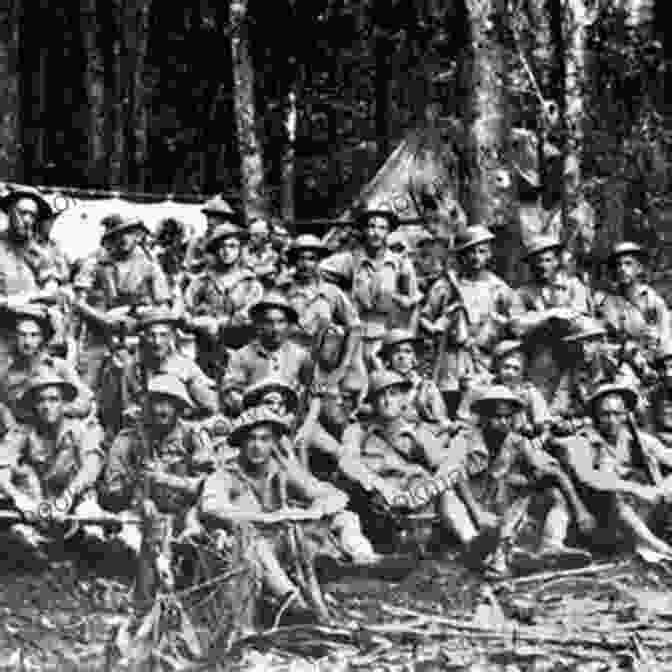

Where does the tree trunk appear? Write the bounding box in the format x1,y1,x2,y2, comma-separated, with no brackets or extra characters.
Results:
80,0,105,186
105,0,125,187
374,23,392,165
230,0,268,222
0,0,21,179
280,88,297,220
123,0,152,190
465,0,512,275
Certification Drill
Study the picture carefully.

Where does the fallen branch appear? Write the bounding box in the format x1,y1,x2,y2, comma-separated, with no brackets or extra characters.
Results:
494,560,626,589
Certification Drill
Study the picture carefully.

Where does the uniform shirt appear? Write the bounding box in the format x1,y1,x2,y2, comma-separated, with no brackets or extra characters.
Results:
0,418,104,499
225,339,312,390
34,238,69,286
562,426,672,488
512,272,591,330
200,455,344,518
0,353,94,425
339,419,448,491
114,351,219,418
0,236,54,297
594,284,672,356
104,419,214,510
77,246,170,314
325,248,419,339
422,271,515,352
284,278,360,343
184,267,263,325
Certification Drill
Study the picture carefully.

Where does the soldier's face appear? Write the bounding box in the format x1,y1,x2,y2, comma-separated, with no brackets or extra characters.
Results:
144,324,174,360
10,198,39,240
389,342,417,375
216,237,241,265
375,384,407,420
321,391,348,427
16,319,44,358
595,394,628,442
260,391,287,416
259,308,289,347
295,250,320,278
365,218,390,249
532,251,560,283
484,402,516,435
34,387,65,426
243,425,275,466
462,243,490,272
614,255,640,285
149,396,179,429
497,353,524,385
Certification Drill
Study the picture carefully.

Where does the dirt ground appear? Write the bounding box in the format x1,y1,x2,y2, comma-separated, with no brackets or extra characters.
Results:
1,536,672,672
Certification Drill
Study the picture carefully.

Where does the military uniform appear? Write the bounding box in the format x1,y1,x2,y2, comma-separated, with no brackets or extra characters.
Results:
74,246,171,388
242,243,280,287
0,353,93,426
402,372,448,427
225,338,313,391
421,271,515,386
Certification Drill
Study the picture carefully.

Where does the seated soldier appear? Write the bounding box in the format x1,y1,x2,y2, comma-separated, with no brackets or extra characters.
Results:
558,383,672,561
102,375,216,556
378,328,454,435
489,340,551,438
0,372,105,560
337,370,466,544
0,304,93,431
198,408,378,622
446,386,593,575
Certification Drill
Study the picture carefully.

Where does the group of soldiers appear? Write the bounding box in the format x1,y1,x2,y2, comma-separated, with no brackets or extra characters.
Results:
2,183,672,625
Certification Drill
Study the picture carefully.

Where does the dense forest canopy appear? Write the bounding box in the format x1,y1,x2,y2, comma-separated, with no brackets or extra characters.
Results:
0,0,669,242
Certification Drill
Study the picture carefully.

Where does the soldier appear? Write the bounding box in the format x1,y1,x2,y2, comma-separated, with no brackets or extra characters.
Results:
645,344,672,445
99,307,219,436
550,317,636,426
420,225,514,392
282,234,362,383
184,195,238,273
323,208,420,366
184,222,263,372
102,375,216,556
337,371,465,539
446,386,593,575
594,242,671,366
510,235,592,402
199,407,379,622
224,292,313,398
242,217,280,287
71,215,171,389
0,372,106,559
489,340,551,437
0,188,60,362
558,383,672,561
0,304,93,430
378,328,453,433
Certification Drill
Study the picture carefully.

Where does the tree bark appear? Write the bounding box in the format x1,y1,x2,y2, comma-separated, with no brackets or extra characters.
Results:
122,0,152,190
105,0,125,187
0,0,22,179
465,0,511,230
80,0,105,185
280,88,297,220
374,23,392,165
230,0,268,222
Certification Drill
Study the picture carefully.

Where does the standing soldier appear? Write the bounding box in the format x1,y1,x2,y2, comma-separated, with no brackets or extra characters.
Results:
0,372,106,559
323,208,420,367
0,188,59,363
510,235,592,402
184,222,263,374
282,234,363,386
594,242,671,367
184,195,238,273
0,305,93,430
420,225,515,393
71,215,171,389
